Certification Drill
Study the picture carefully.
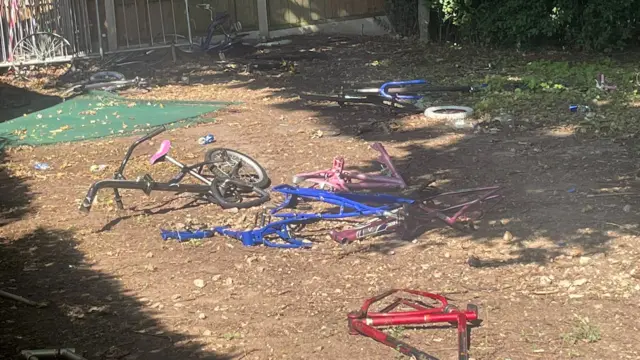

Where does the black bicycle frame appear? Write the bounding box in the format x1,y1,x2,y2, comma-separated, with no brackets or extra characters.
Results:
200,12,237,53
78,126,269,213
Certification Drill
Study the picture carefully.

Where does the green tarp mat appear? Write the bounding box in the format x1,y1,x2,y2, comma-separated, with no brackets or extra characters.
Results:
0,90,232,147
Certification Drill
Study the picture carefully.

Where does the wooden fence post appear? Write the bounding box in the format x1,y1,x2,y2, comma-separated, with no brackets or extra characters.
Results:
419,0,430,42
257,0,269,39
104,0,118,51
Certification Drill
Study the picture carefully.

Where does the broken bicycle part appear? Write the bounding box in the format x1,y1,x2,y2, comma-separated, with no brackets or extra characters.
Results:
330,186,503,243
292,142,407,192
347,289,482,360
20,348,87,360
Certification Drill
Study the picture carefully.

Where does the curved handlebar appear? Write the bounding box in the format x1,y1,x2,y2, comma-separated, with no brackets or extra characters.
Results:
379,79,427,100
137,125,166,143
116,126,167,176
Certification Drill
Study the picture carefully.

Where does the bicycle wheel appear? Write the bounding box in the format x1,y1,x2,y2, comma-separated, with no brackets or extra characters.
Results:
12,32,72,63
207,177,270,209
90,71,125,82
204,148,271,189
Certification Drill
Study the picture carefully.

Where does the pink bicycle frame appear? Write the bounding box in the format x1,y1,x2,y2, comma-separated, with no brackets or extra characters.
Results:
331,186,503,243
292,143,407,192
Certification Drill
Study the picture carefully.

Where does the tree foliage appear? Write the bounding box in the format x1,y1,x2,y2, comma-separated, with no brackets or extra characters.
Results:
381,0,640,51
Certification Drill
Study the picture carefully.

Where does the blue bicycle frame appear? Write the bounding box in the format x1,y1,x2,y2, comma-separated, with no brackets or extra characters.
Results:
379,79,428,100
160,185,415,248
376,79,487,100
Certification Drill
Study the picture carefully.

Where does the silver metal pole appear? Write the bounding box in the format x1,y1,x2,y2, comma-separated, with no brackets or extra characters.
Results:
145,0,152,45
94,0,103,57
121,0,129,47
80,0,92,53
157,0,165,43
169,0,176,42
133,0,141,46
184,0,191,45
0,2,7,62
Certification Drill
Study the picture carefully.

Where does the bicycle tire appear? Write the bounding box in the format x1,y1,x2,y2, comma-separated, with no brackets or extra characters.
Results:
424,106,474,120
90,71,125,82
204,148,271,189
208,177,270,209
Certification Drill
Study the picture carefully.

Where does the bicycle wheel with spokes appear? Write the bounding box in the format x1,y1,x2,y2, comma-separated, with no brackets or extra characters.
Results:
204,148,271,189
12,32,71,63
207,177,270,209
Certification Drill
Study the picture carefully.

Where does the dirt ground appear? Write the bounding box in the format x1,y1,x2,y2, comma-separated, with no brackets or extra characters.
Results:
1,35,640,360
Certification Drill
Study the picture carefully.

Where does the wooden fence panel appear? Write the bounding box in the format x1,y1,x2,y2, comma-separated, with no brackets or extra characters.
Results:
267,0,385,28
113,0,258,45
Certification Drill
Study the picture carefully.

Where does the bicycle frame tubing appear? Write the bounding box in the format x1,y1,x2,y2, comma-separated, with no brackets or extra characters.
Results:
110,125,167,210
379,79,427,100
199,12,238,52
269,184,415,219
377,79,484,100
347,289,480,360
330,186,503,243
20,348,87,360
292,142,407,192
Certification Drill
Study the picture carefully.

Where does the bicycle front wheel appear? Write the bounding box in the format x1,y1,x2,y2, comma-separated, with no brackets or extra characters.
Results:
205,148,271,189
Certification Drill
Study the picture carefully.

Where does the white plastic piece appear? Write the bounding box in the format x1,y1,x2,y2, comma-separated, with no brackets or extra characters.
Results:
423,105,474,120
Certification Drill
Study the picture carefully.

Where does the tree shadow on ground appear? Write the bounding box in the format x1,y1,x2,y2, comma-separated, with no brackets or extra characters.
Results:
0,130,235,359
0,228,237,360
0,137,32,228
0,83,63,123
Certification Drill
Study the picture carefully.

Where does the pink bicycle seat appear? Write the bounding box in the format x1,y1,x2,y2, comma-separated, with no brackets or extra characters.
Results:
150,140,171,165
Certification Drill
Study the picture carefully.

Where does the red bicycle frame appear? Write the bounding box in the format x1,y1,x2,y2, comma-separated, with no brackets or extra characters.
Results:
292,142,407,192
347,289,481,360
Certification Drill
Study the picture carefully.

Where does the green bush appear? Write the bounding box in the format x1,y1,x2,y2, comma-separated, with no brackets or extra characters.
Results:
381,0,640,51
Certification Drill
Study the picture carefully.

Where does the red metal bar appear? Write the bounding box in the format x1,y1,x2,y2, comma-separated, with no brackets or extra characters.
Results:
347,289,481,360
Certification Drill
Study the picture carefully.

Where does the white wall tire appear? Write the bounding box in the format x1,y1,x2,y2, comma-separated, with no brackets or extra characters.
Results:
424,105,474,120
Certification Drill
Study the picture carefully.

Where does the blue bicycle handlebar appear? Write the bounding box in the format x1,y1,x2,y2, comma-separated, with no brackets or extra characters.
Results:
379,79,427,100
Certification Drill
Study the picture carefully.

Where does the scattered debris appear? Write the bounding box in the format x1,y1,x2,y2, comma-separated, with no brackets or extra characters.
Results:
34,162,50,170
198,134,215,145
0,289,48,308
90,164,107,172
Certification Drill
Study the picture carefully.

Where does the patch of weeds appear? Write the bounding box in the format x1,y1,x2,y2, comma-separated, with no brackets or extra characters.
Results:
386,326,407,339
184,239,205,247
562,316,601,345
221,332,242,341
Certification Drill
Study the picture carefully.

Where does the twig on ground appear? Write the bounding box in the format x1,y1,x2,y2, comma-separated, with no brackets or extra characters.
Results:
531,289,559,295
587,192,639,197
0,289,48,307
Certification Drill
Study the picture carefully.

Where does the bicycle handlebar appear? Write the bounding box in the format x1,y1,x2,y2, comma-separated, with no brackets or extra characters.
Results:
116,126,166,176
379,79,427,100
